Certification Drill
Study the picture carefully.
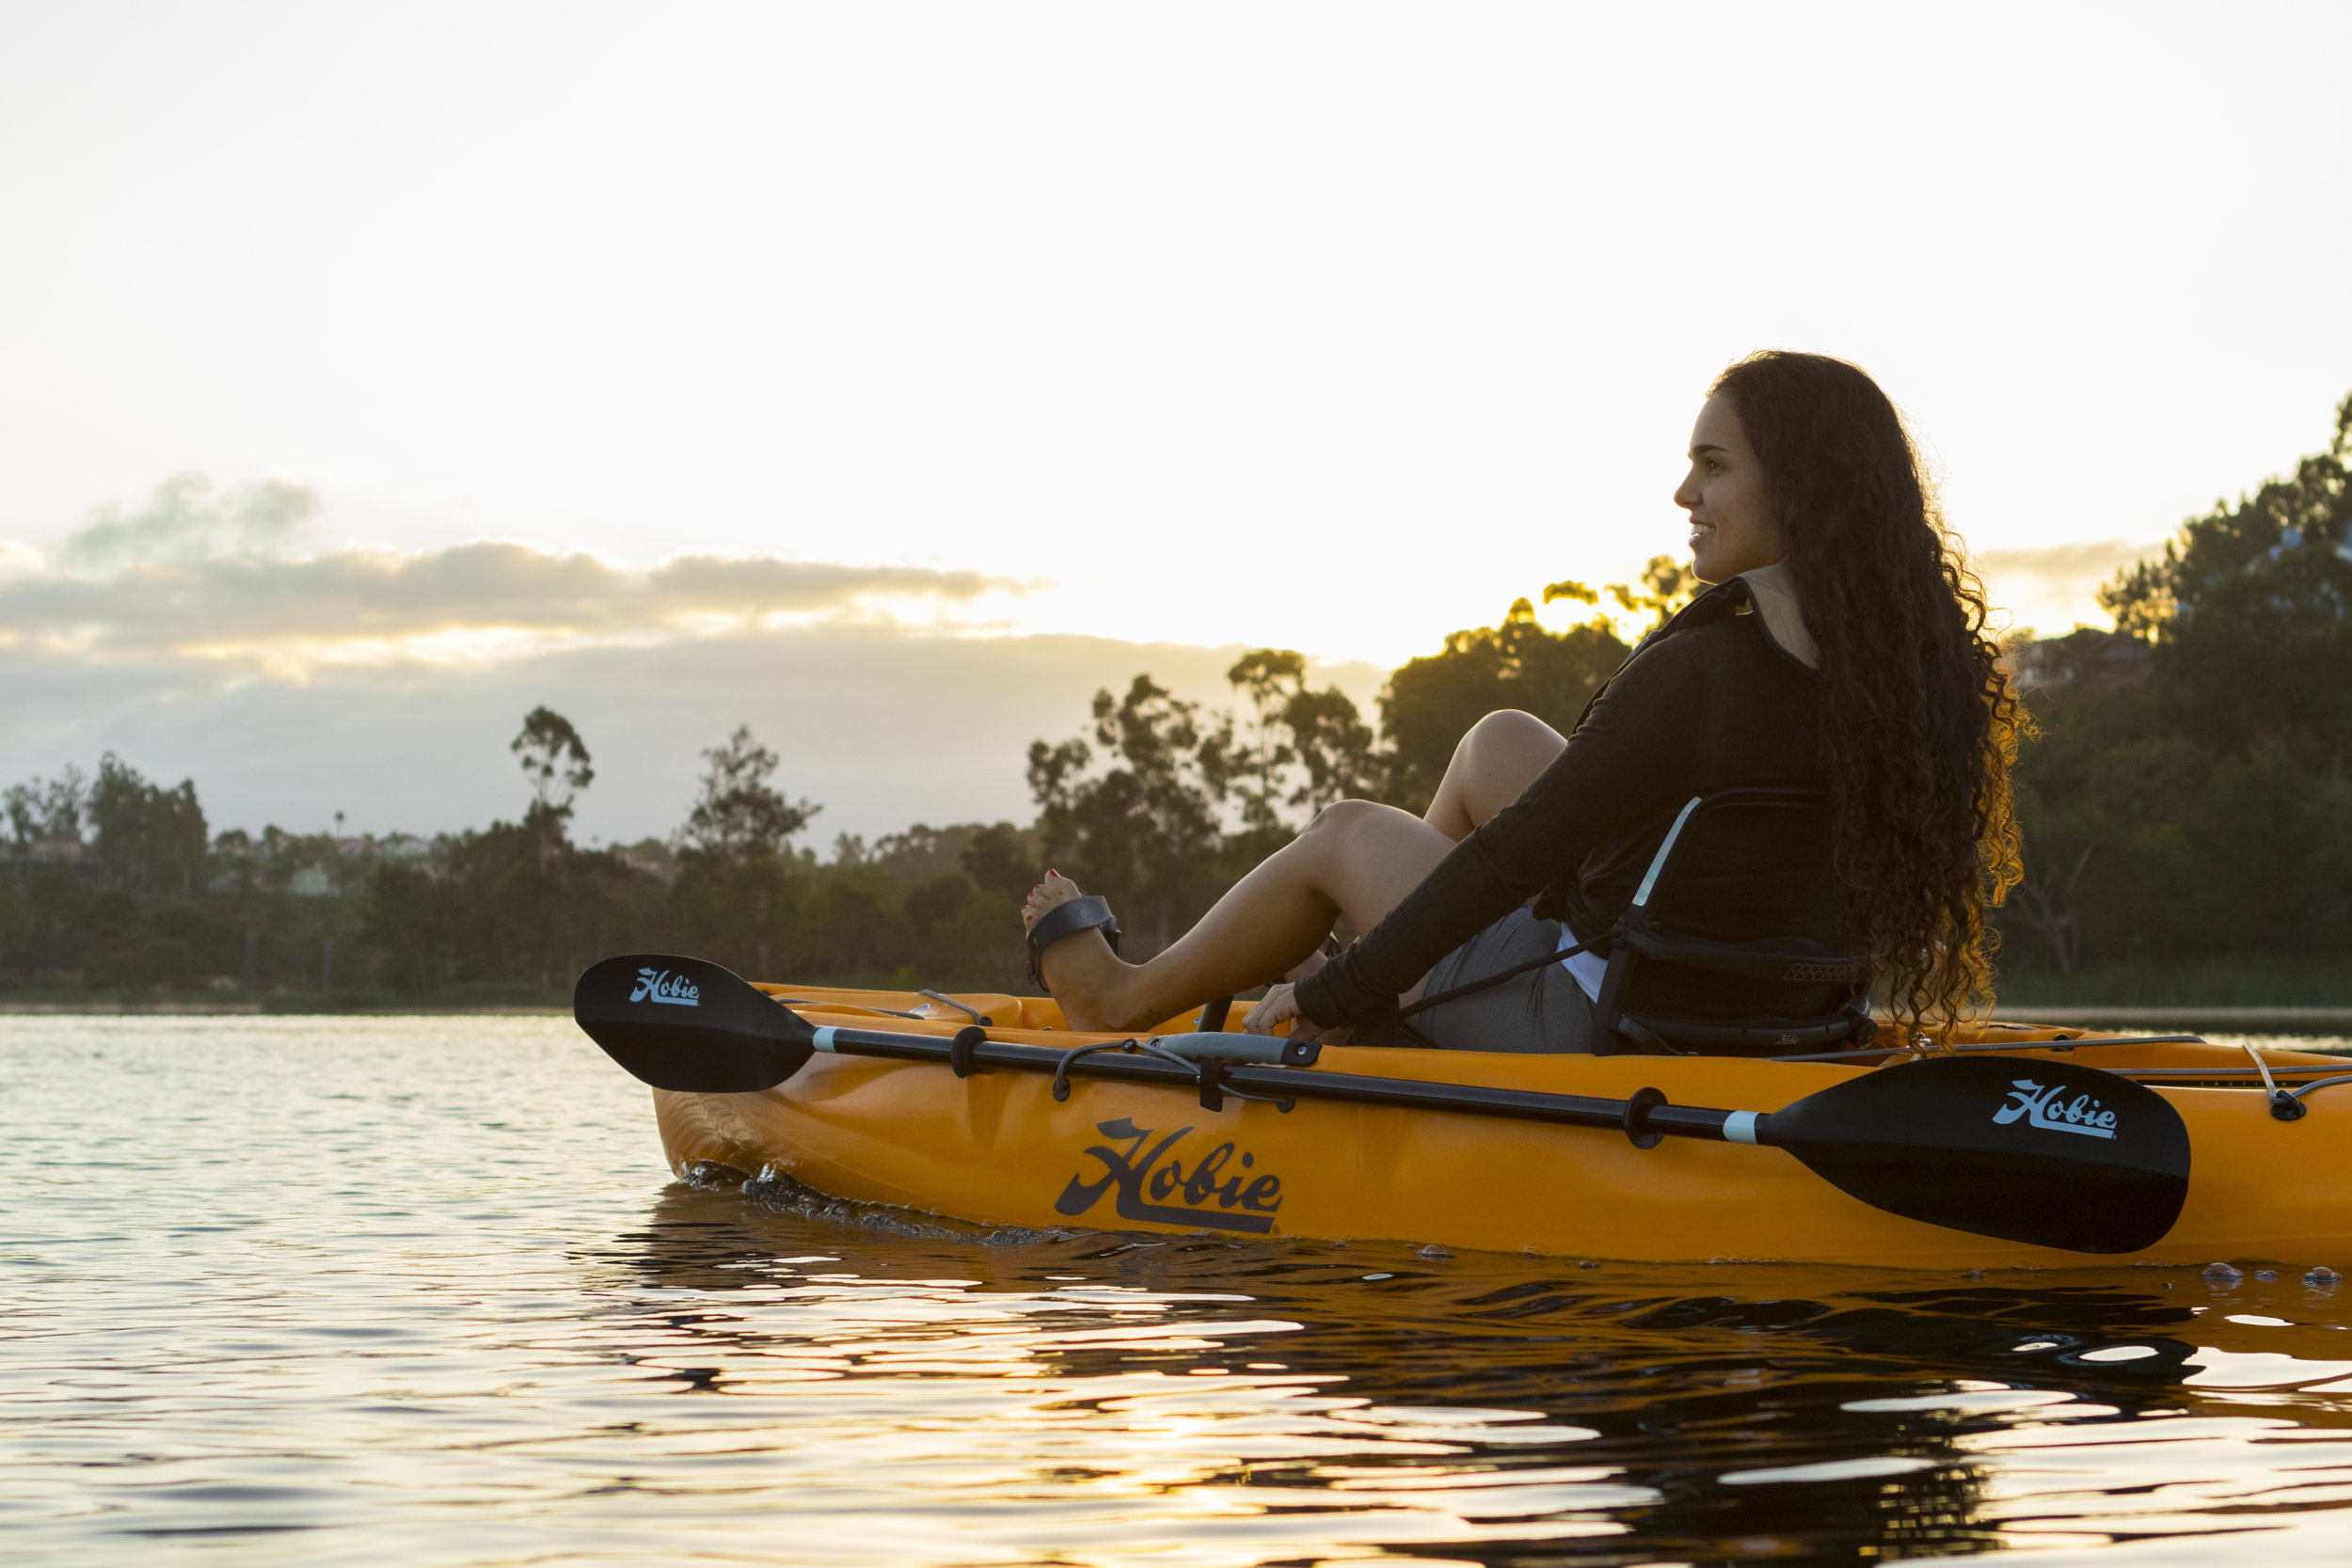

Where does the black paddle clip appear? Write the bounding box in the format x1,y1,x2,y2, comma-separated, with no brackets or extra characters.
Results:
1623,1085,1669,1149
1045,1037,1296,1113
1185,1054,1295,1115
948,1025,988,1079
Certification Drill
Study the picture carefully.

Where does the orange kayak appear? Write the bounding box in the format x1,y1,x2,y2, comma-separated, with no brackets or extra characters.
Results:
632,981,2352,1271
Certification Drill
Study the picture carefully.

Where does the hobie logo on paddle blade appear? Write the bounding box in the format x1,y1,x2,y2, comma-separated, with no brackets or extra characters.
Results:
1054,1117,1284,1234
1993,1078,2118,1139
628,968,700,1007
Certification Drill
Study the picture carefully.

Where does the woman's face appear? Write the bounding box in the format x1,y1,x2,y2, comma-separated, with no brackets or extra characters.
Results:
1674,392,1784,582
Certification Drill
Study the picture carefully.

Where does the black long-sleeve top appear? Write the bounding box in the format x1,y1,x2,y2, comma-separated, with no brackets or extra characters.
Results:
1293,571,1826,1028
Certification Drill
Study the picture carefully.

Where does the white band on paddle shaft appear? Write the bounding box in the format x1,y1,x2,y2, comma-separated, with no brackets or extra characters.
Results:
812,1026,838,1053
1722,1111,1760,1145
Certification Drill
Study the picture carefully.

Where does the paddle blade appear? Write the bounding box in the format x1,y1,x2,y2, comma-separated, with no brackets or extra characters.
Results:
573,954,815,1093
1760,1055,2190,1254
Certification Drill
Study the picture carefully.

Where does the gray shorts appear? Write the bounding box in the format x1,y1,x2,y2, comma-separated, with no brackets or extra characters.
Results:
1359,905,1597,1053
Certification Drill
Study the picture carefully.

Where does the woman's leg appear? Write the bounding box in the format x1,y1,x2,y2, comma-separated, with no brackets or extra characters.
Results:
1025,708,1571,1032
1025,800,1454,1032
1421,709,1568,841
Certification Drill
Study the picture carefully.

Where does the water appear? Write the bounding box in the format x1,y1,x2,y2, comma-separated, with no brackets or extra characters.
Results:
8,1018,2352,1566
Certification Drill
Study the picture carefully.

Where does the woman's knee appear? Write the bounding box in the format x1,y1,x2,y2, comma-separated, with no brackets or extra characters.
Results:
1459,708,1559,758
1300,798,1393,841
1454,709,1567,784
1297,799,1436,867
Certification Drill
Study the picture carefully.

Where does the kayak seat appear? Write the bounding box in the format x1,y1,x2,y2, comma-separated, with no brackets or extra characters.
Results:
1591,787,1872,1057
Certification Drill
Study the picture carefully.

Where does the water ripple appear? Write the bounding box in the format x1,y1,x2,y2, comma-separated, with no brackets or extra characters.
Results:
6,1015,2352,1563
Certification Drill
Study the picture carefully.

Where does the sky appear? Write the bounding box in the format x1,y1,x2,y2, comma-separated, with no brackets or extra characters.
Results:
2,2,2348,845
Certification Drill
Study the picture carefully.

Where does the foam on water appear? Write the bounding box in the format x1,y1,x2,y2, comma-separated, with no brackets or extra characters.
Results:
7,1014,2352,1565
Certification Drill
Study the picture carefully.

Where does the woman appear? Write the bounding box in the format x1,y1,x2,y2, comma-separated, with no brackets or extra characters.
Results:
1024,350,2024,1049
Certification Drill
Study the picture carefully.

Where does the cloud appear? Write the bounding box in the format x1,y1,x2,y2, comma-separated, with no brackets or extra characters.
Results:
1974,539,2164,585
5,476,1035,672
0,475,1377,843
1,545,1024,655
1972,538,2165,635
55,473,320,572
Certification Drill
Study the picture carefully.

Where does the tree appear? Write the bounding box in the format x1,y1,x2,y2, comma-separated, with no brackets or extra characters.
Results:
511,707,594,873
1225,649,1378,819
1379,598,1630,810
4,766,86,858
1994,387,2352,974
961,822,1038,902
1279,683,1378,814
1371,557,1695,810
365,862,459,992
512,707,594,811
1028,675,1235,949
87,754,208,896
1224,650,1304,833
2099,391,2352,766
683,725,818,862
1578,553,1701,632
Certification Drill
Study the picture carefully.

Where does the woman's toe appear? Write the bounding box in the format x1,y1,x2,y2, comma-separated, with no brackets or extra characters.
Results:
1023,874,1086,937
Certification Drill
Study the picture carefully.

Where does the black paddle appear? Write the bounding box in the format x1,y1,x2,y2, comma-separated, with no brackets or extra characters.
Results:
576,953,2191,1255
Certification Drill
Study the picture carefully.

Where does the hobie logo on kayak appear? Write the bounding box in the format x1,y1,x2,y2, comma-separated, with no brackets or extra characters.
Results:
629,968,700,1007
1993,1078,2118,1140
1053,1117,1284,1234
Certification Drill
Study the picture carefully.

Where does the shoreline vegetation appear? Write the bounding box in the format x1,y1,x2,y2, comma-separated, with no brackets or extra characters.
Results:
5,958,2344,1033
5,390,2348,1019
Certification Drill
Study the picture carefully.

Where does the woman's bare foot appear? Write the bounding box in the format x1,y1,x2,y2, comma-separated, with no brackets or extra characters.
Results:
1022,871,1141,1032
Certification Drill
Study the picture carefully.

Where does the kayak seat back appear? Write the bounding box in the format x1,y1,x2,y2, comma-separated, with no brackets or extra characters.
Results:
1592,788,1871,1057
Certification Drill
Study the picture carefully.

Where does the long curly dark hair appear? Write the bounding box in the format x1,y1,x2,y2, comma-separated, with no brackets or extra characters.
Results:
1711,351,2026,1033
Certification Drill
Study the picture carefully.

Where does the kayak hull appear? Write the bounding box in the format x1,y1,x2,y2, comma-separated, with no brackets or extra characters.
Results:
646,987,2352,1269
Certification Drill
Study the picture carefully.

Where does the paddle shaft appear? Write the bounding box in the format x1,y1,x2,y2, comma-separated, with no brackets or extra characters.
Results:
574,955,2194,1254
806,1023,1748,1143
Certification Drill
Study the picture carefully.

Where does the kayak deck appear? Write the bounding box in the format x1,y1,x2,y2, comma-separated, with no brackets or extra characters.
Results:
647,983,2352,1270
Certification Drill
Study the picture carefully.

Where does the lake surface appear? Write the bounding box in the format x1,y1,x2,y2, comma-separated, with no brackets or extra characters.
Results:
8,1016,2352,1566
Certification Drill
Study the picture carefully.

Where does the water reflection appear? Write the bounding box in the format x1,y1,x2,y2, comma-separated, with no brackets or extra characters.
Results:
580,1178,2342,1563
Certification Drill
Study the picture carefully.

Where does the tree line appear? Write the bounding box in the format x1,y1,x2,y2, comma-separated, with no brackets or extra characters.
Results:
2,384,2345,1007
0,555,1677,1003
1993,389,2352,995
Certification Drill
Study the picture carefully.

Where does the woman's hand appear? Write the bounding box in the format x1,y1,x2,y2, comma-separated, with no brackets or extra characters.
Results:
1243,983,1315,1038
